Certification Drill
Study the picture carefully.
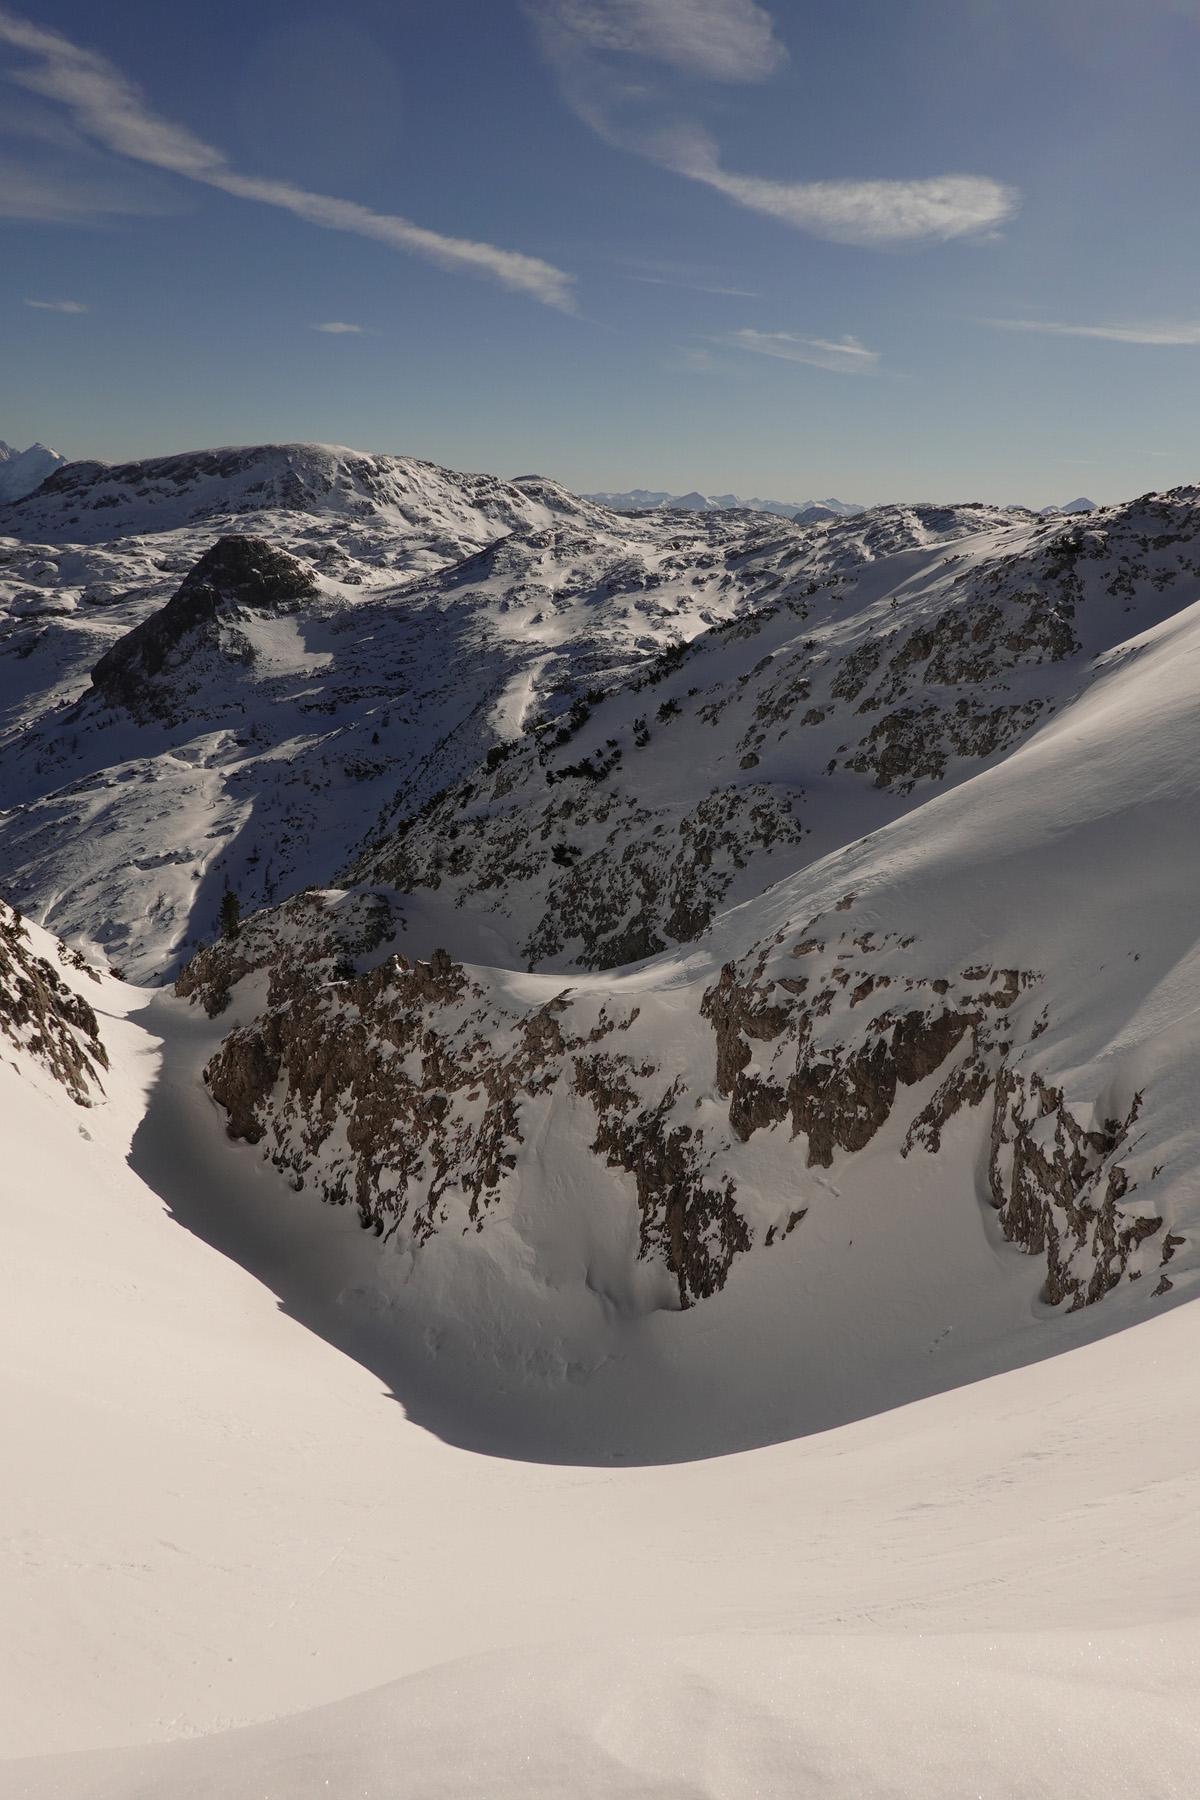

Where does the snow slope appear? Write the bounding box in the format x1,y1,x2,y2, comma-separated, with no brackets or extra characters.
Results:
2,907,1200,1797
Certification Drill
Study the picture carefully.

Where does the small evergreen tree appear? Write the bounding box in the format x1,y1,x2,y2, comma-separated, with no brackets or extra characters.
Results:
218,887,241,941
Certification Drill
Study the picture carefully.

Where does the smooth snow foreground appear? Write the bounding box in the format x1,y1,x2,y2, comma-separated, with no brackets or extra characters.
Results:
1,930,1199,1796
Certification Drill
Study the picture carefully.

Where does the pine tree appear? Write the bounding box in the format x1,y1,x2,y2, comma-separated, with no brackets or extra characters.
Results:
218,887,241,941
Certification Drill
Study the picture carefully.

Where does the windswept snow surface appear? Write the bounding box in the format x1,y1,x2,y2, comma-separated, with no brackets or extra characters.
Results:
2,917,1200,1798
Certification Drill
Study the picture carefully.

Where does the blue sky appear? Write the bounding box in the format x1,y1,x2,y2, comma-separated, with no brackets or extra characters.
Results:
3,0,1200,505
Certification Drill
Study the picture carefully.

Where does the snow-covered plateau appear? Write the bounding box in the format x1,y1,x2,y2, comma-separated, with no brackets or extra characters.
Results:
3,441,1200,1796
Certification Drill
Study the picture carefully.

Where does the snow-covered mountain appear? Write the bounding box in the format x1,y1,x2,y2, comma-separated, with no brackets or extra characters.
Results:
2,445,844,977
0,440,66,504
1043,495,1097,515
0,440,601,555
0,456,1185,995
166,571,1198,1457
5,439,1200,1794
583,486,864,520
3,442,1200,1386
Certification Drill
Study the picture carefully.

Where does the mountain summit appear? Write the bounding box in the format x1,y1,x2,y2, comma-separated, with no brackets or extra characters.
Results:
0,440,66,503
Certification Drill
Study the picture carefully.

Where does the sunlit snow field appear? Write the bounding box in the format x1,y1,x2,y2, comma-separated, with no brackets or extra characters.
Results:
2,940,1200,1797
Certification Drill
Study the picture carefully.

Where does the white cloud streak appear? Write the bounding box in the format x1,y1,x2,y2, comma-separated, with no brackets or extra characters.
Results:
312,321,364,334
0,8,575,309
986,316,1200,345
533,0,785,80
529,0,1018,247
675,137,1017,246
724,327,880,374
24,296,86,311
626,273,760,295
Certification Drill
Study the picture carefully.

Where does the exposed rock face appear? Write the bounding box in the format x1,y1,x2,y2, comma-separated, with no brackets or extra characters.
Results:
988,1071,1165,1308
185,886,770,1306
89,536,318,721
197,928,672,1303
697,930,1015,1170
0,900,107,1105
372,775,805,973
572,1052,749,1304
695,922,1169,1308
188,880,1171,1318
175,886,396,1016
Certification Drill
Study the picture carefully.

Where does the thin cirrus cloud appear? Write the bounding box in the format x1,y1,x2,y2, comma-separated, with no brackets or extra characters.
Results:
24,296,86,311
312,321,365,334
626,273,761,296
986,315,1200,346
675,137,1018,248
527,0,1018,246
0,8,575,310
724,327,880,375
535,0,787,81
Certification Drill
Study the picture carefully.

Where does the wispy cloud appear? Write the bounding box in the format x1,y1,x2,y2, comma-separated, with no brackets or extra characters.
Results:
986,315,1200,345
626,272,760,296
533,0,785,81
528,0,1018,247
676,138,1017,247
312,321,364,334
723,327,880,374
24,296,86,311
0,8,576,309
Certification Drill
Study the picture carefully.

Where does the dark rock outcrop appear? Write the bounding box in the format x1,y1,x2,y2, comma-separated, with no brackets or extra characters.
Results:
89,536,318,719
988,1070,1165,1308
176,887,395,1017
0,901,107,1106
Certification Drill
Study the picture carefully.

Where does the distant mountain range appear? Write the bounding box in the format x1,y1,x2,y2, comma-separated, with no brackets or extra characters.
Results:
584,487,1100,521
582,488,865,522
0,440,67,504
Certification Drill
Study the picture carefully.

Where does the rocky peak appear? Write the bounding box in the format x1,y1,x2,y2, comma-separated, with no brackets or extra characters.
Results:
88,535,318,718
